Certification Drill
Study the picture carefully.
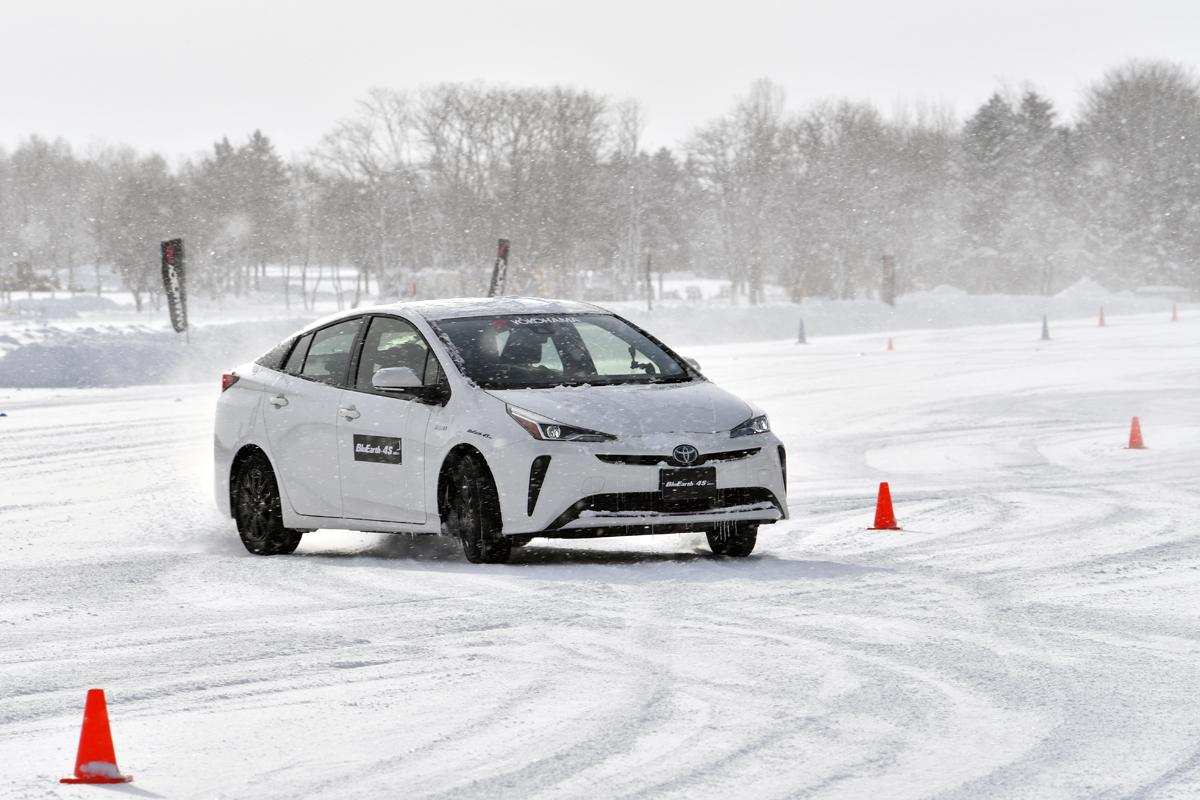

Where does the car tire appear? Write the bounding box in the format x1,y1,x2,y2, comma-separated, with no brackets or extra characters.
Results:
446,455,512,564
234,453,303,556
706,522,757,557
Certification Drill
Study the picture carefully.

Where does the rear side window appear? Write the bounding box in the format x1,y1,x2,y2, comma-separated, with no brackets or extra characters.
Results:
300,318,363,386
283,333,313,375
255,337,295,371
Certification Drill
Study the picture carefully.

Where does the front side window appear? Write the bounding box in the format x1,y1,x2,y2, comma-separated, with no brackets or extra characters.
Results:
355,316,437,391
432,313,690,389
299,318,362,386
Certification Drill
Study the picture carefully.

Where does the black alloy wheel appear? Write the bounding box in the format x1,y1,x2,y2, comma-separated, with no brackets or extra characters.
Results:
234,454,303,556
706,521,758,557
447,456,512,564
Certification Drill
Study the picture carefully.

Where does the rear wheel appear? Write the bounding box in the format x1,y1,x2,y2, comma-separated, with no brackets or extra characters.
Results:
706,522,757,557
445,456,511,564
234,453,303,556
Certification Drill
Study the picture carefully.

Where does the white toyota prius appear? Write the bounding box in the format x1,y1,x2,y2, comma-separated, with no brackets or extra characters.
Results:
214,297,788,563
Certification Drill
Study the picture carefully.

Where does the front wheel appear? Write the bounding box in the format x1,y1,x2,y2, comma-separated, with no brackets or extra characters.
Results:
706,522,757,557
234,453,303,556
445,456,512,564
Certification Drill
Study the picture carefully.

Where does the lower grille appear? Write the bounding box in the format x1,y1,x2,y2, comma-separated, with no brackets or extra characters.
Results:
547,487,781,529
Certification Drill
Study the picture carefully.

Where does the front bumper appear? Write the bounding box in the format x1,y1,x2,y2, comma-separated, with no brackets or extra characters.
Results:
491,432,788,536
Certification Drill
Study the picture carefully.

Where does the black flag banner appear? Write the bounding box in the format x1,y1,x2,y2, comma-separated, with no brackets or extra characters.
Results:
487,238,510,297
161,238,188,333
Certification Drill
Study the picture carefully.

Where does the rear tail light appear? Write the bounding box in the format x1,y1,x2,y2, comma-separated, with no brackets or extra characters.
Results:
221,372,240,392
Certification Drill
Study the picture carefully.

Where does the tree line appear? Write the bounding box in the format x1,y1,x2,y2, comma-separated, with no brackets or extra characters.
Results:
1,59,1198,310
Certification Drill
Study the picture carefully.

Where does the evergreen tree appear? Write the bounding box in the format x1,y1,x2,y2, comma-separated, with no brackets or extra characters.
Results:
239,130,292,285
1007,91,1076,293
186,137,247,297
961,94,1021,291
109,154,179,310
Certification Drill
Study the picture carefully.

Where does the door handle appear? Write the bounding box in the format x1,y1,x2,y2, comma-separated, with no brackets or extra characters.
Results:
268,395,289,408
338,406,361,420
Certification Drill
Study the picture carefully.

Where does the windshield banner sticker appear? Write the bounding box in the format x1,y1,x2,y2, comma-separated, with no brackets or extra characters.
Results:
353,435,402,464
508,316,580,325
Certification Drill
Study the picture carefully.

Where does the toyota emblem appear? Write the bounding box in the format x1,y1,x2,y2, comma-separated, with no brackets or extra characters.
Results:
672,444,700,465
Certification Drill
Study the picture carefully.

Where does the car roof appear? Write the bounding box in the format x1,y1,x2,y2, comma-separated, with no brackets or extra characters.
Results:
299,296,610,334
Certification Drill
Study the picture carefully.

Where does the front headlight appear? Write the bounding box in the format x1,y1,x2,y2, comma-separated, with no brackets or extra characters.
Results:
731,414,770,438
507,405,616,442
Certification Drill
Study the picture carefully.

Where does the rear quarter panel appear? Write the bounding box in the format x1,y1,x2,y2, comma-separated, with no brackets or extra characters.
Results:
213,363,275,517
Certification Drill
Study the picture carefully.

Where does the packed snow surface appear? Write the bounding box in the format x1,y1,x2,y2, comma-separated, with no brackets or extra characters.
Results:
1,310,1198,799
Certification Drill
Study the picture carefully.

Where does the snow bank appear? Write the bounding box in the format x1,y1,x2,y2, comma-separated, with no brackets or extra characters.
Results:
5,294,122,316
0,278,1180,387
612,278,1177,346
0,318,310,388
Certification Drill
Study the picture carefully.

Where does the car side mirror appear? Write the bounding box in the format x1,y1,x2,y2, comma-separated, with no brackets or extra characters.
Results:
372,367,423,391
684,357,701,372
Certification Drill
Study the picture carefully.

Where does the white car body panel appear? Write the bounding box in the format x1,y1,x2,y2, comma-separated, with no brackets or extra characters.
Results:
213,363,273,518
262,373,343,518
335,387,432,524
486,382,753,436
214,297,788,542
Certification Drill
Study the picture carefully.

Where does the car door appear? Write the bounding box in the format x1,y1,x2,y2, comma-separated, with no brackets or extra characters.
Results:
337,314,441,524
262,317,364,519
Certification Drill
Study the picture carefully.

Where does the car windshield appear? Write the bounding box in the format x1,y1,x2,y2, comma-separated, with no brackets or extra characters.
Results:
432,313,692,389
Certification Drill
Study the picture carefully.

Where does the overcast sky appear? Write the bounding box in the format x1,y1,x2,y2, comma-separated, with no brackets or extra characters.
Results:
3,0,1199,162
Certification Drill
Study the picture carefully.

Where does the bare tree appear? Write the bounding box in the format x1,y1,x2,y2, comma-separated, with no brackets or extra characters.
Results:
1079,60,1200,288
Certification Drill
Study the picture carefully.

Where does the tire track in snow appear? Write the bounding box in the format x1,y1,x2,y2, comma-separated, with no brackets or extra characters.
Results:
4,318,1200,797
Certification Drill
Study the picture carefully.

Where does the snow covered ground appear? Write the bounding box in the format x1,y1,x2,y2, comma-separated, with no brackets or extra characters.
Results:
1,309,1198,798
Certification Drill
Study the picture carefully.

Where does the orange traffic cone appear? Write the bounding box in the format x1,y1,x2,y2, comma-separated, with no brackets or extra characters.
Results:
60,689,132,784
886,337,895,351
1172,303,1178,322
1099,307,1106,327
868,482,901,530
1127,416,1146,450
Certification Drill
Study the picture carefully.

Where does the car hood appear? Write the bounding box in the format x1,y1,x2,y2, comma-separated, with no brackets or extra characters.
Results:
486,381,754,437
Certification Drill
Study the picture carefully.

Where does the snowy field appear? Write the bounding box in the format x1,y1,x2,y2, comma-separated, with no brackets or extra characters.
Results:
1,310,1198,799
